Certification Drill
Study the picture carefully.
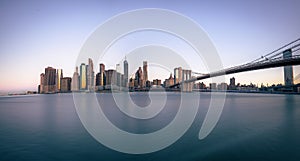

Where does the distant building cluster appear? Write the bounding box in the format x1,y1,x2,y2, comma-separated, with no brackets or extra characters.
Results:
39,67,72,94
72,58,130,92
38,57,196,93
128,61,150,91
193,77,259,92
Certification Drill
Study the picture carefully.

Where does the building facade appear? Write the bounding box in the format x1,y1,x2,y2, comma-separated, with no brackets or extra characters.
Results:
99,63,105,86
229,77,236,90
56,69,63,92
105,69,117,89
135,67,143,88
124,59,128,87
210,83,217,90
87,58,94,91
143,61,148,87
80,63,87,90
164,74,174,87
72,67,79,91
153,79,162,86
44,67,57,93
61,77,72,92
39,73,45,93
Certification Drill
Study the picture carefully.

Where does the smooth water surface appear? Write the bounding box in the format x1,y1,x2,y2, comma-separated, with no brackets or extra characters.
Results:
0,93,300,161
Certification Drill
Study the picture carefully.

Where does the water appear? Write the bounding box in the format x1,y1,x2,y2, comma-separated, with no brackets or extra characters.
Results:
0,93,300,161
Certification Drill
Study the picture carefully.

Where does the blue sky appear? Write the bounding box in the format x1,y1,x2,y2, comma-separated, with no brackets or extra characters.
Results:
0,0,300,92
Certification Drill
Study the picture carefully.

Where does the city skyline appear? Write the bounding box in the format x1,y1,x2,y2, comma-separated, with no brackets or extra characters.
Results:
1,0,300,93
37,54,300,94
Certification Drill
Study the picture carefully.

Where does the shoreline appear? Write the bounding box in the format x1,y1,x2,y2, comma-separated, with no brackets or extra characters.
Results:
2,90,299,97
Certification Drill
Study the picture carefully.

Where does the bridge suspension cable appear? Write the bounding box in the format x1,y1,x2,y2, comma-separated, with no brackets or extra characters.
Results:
250,38,300,64
168,38,300,88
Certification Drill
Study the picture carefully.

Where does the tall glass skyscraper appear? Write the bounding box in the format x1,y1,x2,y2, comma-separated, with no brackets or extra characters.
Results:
80,63,87,90
72,66,79,91
124,59,128,87
39,73,45,93
143,61,148,87
99,63,105,86
56,69,63,91
87,58,94,91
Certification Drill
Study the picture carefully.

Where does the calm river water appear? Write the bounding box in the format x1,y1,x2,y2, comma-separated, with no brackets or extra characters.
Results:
0,92,299,161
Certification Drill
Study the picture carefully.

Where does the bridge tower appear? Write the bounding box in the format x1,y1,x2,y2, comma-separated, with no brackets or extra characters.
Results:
283,49,294,86
182,69,192,92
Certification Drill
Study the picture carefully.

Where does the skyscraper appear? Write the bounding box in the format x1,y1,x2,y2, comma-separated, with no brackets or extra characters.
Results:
87,58,94,91
135,67,143,88
116,64,121,87
283,49,294,86
80,63,87,90
99,63,105,86
143,61,148,87
96,63,106,91
39,73,45,93
72,66,79,91
56,69,63,92
229,77,236,90
96,73,101,86
164,73,174,87
105,69,117,89
124,59,128,87
230,77,235,86
44,67,56,93
61,77,72,92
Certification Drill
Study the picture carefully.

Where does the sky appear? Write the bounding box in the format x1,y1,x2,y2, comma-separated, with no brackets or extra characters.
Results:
0,0,300,93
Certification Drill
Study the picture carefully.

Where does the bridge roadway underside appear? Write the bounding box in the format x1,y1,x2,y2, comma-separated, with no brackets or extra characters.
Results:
169,57,300,88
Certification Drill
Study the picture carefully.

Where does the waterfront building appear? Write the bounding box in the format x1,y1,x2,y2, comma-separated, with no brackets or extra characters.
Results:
153,79,162,86
116,64,122,87
135,67,143,88
129,78,134,90
44,67,57,93
210,83,217,90
39,73,45,93
87,58,94,91
71,67,79,91
80,63,87,90
218,82,228,91
143,61,148,87
229,77,236,90
194,82,206,89
164,74,174,87
61,77,72,92
56,69,63,92
105,69,117,89
124,59,128,87
99,63,105,86
95,63,106,91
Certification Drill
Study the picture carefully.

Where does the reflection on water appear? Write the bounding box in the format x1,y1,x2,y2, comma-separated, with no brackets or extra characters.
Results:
0,93,300,160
